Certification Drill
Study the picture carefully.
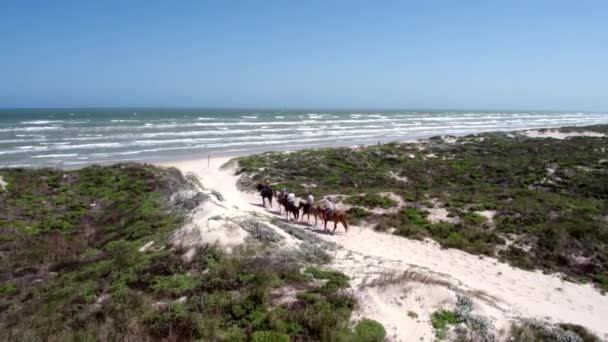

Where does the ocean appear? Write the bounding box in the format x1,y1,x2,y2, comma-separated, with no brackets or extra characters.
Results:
1,108,607,168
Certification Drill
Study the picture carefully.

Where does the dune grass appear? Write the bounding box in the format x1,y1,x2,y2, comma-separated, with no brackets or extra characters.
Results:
0,164,375,340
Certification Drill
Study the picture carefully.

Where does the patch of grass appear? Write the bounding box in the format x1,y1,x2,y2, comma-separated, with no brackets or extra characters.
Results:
251,330,290,342
152,274,200,297
346,207,372,225
304,266,350,293
345,193,397,209
463,212,487,225
354,319,386,342
0,281,18,296
431,309,458,339
508,321,601,342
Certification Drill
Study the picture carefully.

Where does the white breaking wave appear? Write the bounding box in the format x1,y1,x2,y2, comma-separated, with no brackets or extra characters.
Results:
20,120,64,124
0,126,61,132
32,153,79,158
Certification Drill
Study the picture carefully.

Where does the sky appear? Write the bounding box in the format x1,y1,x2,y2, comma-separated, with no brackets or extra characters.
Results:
1,1,607,111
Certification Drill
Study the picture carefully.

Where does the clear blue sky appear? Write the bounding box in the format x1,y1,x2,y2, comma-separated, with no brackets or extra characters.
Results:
1,1,606,110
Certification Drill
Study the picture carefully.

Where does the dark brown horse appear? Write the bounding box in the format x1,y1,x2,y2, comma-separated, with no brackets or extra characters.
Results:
277,193,299,221
256,183,273,208
298,202,319,225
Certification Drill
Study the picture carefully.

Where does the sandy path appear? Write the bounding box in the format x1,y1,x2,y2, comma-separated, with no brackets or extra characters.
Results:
321,227,608,340
165,157,608,341
163,156,263,213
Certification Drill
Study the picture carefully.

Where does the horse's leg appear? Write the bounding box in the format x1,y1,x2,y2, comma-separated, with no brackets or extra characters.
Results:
269,197,272,208
262,196,266,208
342,218,349,233
332,219,338,234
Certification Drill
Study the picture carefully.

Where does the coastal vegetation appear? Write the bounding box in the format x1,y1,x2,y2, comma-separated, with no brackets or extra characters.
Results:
0,164,379,340
236,125,608,291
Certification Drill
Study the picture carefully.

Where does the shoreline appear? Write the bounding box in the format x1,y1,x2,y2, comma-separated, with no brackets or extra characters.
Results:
3,124,606,170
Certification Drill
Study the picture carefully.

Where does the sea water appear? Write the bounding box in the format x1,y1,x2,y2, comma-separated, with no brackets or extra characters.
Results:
1,108,607,168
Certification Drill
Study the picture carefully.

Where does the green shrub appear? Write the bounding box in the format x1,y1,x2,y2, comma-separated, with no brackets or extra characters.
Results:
354,319,386,342
431,309,458,339
0,281,18,296
251,330,290,342
400,207,429,226
431,310,458,330
345,193,397,209
463,212,487,225
152,274,200,296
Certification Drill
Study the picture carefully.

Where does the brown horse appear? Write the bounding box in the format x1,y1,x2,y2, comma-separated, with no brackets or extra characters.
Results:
298,202,319,225
320,208,348,234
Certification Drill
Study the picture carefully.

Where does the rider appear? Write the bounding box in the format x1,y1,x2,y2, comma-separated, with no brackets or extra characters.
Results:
280,187,288,198
287,192,296,205
324,196,335,215
306,191,314,206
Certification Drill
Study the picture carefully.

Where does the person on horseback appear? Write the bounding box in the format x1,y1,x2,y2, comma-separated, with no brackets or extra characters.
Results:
287,192,296,205
306,191,314,206
324,196,335,216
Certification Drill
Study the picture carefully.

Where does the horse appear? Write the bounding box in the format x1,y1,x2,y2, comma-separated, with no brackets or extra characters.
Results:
298,201,319,225
277,193,299,221
316,199,348,234
256,183,273,208
320,208,349,234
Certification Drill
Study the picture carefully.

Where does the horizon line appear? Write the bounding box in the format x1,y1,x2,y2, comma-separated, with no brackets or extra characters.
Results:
0,106,606,113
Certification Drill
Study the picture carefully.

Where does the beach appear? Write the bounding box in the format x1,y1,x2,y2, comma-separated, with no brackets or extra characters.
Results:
2,125,608,341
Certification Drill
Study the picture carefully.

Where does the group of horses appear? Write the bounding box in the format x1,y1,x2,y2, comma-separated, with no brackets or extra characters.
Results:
256,184,348,233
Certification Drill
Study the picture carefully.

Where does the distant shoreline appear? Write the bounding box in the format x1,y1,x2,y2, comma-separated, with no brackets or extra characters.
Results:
1,125,608,170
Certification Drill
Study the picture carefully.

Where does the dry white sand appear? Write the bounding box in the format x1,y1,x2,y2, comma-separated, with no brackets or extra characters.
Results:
524,129,606,139
163,156,608,341
0,175,7,191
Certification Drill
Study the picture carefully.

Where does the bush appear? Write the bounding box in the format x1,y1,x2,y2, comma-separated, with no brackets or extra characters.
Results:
345,193,397,209
400,207,429,226
354,319,386,342
0,281,18,296
431,310,458,330
152,274,200,296
431,309,459,340
251,331,290,342
347,207,372,218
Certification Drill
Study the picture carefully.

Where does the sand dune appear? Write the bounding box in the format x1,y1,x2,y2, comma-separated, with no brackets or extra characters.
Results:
164,156,608,341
